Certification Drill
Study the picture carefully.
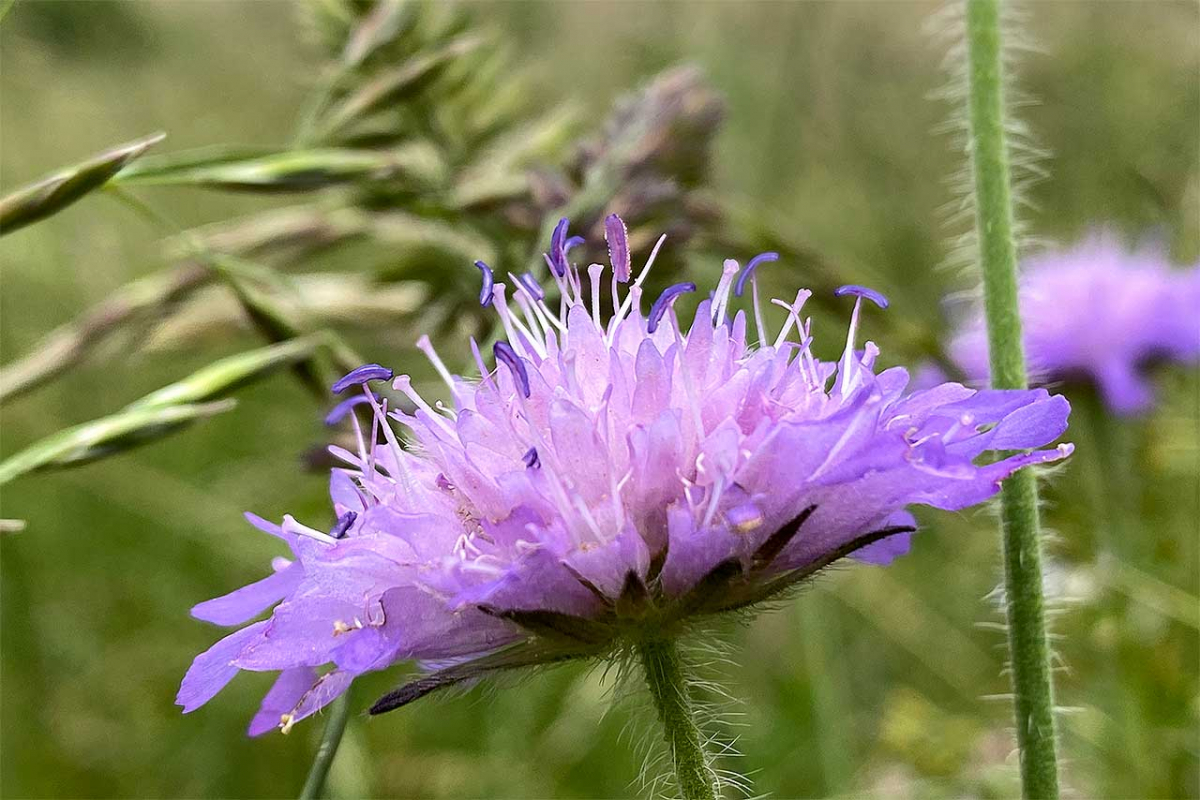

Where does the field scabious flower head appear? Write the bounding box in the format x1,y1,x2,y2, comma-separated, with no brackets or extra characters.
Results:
179,215,1073,734
949,231,1200,415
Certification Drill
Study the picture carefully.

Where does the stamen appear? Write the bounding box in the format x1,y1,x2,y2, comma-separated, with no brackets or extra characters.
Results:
494,341,531,398
725,503,764,533
517,272,544,301
834,284,889,309
771,289,812,348
492,284,545,359
282,514,338,545
324,394,373,426
834,285,888,398
751,276,767,347
588,263,604,328
611,233,668,331
474,261,494,307
415,335,461,403
647,282,697,334
605,213,631,283
548,218,570,276
734,252,779,297
522,447,540,469
393,375,456,436
329,511,357,539
712,259,741,327
332,364,393,394
469,337,491,385
510,290,550,349
564,235,585,256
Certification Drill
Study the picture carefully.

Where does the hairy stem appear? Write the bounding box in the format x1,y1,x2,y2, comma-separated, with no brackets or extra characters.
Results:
638,638,719,800
963,1,1060,797
298,691,352,800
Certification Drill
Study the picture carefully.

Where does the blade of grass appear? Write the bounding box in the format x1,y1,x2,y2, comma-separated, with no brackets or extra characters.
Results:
0,400,236,485
0,132,164,235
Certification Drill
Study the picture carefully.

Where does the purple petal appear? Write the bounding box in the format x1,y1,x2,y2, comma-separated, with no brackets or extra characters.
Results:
734,252,779,297
332,364,393,394
605,213,631,283
835,284,889,309
191,565,303,627
177,621,267,712
286,670,356,726
850,511,917,565
248,667,318,736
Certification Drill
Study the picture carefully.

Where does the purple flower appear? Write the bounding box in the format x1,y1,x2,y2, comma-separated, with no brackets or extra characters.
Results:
180,216,1072,734
949,231,1200,414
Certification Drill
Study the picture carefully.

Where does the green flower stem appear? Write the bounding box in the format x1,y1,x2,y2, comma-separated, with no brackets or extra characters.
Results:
637,638,719,800
298,691,352,800
963,1,1060,798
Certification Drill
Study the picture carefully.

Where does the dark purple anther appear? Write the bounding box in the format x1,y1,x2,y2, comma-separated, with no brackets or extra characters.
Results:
605,213,631,283
324,393,374,426
834,284,889,309
518,272,544,301
548,218,570,277
522,447,540,469
493,341,531,398
332,364,394,394
734,252,779,297
563,235,585,255
329,511,357,539
474,260,494,307
647,282,697,333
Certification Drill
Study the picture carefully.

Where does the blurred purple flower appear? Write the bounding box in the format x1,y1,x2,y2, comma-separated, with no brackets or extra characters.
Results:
949,231,1200,414
180,220,1073,735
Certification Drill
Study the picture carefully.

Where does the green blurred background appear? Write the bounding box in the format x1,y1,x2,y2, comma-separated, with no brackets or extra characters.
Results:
1,1,1197,798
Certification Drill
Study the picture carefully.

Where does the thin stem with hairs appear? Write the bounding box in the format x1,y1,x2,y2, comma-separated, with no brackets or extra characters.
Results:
962,1,1060,797
637,637,719,800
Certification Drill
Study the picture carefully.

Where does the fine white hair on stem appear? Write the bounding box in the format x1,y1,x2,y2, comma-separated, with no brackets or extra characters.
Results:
926,1,1053,282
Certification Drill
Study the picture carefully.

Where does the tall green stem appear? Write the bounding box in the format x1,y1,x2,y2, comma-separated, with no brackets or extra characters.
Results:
298,691,352,800
637,638,719,800
963,1,1060,797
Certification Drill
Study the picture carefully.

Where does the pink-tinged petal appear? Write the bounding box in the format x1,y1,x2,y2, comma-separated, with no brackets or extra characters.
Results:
177,621,268,712
191,564,303,626
248,667,317,736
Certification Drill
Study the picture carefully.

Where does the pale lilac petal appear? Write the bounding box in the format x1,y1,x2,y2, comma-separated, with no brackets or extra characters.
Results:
178,621,268,712
191,564,303,626
248,667,317,736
